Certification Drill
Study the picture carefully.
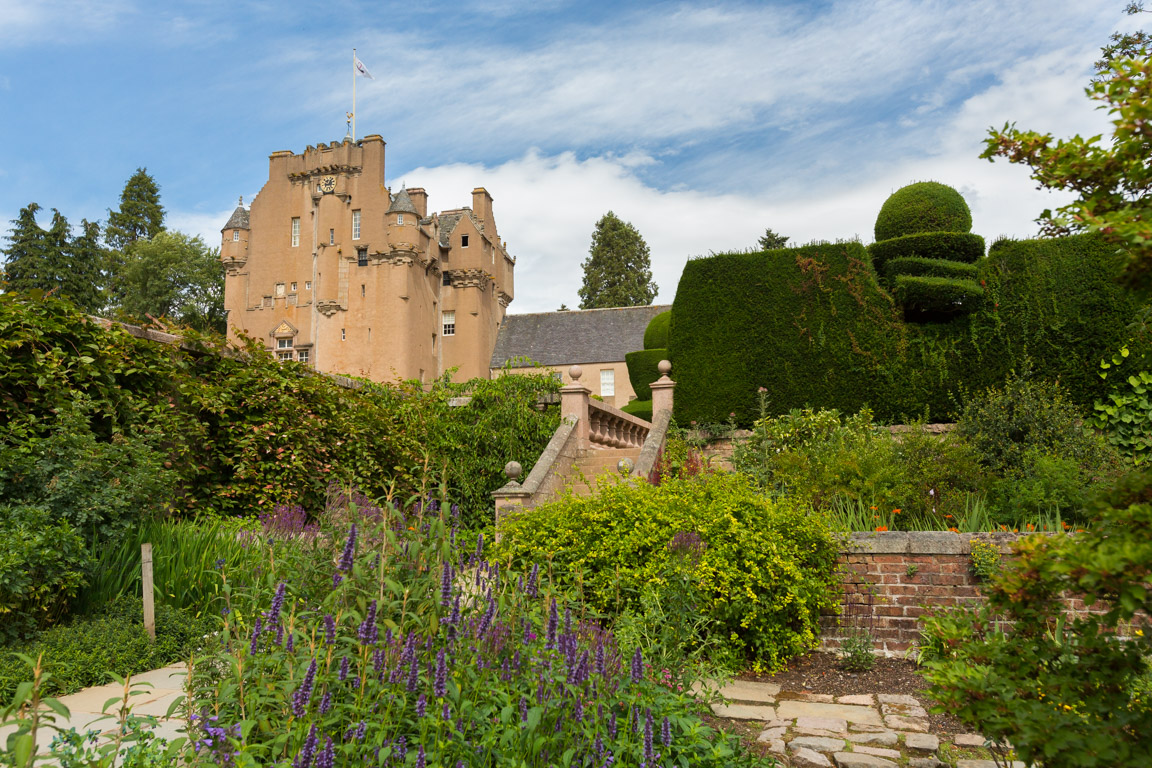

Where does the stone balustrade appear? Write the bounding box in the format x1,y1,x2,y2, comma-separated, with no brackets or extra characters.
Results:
587,396,649,449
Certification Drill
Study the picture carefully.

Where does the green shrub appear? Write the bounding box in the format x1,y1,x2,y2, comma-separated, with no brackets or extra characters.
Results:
893,275,984,316
921,468,1152,767
1091,344,1152,465
874,181,973,241
883,256,980,282
498,472,842,668
870,232,985,273
625,348,667,402
620,398,653,422
0,504,90,641
643,310,671,349
0,595,211,699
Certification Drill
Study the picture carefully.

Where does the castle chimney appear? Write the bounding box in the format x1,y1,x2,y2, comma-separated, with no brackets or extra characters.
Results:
407,188,428,218
472,187,493,227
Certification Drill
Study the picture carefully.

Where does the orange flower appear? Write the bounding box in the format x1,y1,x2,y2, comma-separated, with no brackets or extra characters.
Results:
1026,524,1034,531
944,514,953,519
1062,521,1070,530
892,508,901,514
870,506,877,510
875,525,888,532
948,527,959,533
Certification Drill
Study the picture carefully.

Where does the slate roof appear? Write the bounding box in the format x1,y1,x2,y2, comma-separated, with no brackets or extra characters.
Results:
222,203,249,231
438,212,463,247
490,305,672,368
387,187,419,215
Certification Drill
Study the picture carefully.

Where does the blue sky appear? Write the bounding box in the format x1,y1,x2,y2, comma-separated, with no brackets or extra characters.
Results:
0,0,1136,312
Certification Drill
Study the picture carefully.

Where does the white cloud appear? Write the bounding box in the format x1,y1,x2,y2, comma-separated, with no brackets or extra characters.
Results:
0,0,133,45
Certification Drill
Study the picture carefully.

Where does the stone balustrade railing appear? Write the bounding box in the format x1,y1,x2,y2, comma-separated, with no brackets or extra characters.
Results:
587,395,649,449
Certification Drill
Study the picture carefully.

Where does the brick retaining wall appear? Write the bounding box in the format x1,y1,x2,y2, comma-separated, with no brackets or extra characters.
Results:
816,531,1148,658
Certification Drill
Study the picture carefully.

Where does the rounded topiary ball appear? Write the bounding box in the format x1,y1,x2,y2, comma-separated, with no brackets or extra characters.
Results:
643,310,671,350
874,181,973,242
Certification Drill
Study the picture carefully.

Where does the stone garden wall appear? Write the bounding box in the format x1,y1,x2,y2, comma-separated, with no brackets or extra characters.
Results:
817,531,1146,657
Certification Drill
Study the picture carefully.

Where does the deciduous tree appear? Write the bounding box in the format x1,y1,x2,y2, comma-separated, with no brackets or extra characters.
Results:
578,211,657,309
119,231,224,332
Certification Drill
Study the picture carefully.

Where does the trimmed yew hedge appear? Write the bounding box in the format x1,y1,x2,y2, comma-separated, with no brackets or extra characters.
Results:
670,234,1142,425
874,181,972,241
643,311,671,349
625,349,668,401
884,257,979,282
870,231,985,273
893,275,984,315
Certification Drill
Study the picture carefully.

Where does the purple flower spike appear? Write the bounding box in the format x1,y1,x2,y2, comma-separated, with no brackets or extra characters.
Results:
316,737,334,768
248,617,262,656
292,723,318,768
406,653,420,693
339,656,350,681
354,721,367,742
440,563,453,608
644,709,654,765
527,563,539,598
546,599,559,650
416,745,426,768
519,696,528,724
662,715,672,748
323,614,336,645
631,647,643,683
434,649,447,698
416,692,427,718
338,523,358,572
319,691,332,715
595,641,605,677
291,658,317,718
358,600,378,645
267,581,287,625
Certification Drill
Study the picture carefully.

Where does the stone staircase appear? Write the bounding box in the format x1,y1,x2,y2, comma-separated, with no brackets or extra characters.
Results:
566,447,642,496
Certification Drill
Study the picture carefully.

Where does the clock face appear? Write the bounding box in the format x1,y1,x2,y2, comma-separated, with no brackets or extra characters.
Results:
320,176,336,194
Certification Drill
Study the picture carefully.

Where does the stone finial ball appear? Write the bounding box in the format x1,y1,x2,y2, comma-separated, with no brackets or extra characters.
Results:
658,359,672,376
504,461,523,481
569,365,583,381
617,457,635,475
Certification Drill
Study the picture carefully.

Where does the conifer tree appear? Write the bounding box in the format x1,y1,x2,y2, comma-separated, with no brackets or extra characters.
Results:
757,228,790,250
2,203,50,295
105,168,165,252
578,211,657,309
65,220,107,313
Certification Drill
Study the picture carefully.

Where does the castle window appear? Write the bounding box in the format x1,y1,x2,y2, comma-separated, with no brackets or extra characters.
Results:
442,272,451,286
397,214,404,225
291,218,300,247
329,229,335,245
297,348,310,364
233,230,240,242
352,210,361,240
442,311,455,337
277,338,292,349
291,282,297,292
341,328,346,341
361,284,365,297
305,281,312,291
357,248,368,267
600,369,615,398
461,234,469,247
277,351,293,362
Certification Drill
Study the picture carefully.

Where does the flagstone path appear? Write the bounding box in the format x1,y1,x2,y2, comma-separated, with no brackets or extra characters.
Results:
707,680,1023,768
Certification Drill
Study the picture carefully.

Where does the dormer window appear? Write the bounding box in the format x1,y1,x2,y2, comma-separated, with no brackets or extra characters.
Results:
461,234,469,247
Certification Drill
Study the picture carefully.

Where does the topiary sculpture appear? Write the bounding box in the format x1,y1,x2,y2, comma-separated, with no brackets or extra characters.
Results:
624,310,671,415
869,181,984,321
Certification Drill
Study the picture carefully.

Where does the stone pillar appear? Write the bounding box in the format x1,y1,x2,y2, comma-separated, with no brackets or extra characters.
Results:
650,359,676,415
561,365,591,451
492,461,529,542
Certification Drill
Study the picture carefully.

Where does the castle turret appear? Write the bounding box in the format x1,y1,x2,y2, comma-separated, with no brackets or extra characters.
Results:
221,197,249,273
386,187,420,257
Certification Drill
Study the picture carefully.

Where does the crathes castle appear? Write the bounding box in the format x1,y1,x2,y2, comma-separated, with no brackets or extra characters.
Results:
220,135,514,383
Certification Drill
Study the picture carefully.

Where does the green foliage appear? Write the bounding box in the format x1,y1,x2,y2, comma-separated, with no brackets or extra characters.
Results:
1091,343,1152,464
620,398,653,422
921,468,1152,767
1,204,105,313
757,228,790,251
956,374,1122,523
968,539,1002,581
0,505,90,641
870,231,985,274
883,256,979,282
982,46,1152,292
839,630,876,672
892,275,984,316
578,211,658,309
625,349,667,402
104,169,165,254
498,473,842,668
0,596,211,700
643,310,671,350
671,234,1140,426
118,231,225,333
874,181,973,242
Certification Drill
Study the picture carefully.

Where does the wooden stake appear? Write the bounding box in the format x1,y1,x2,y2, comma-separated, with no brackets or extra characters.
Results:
142,543,155,641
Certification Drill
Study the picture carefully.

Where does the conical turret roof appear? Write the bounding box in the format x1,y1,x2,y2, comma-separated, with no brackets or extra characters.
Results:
222,197,249,231
386,187,419,216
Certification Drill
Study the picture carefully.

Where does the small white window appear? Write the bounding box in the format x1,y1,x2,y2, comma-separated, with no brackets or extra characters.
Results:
329,228,335,245
341,328,346,341
352,210,361,240
291,218,300,247
297,348,310,364
442,311,456,337
461,234,469,247
277,351,293,362
600,369,615,397
305,281,311,291
291,282,297,292
277,338,292,349
232,230,240,242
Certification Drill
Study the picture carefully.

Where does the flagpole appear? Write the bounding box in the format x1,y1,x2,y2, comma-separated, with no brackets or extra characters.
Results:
352,48,357,141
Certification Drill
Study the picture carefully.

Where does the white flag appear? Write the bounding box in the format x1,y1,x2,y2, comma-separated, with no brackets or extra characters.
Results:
355,56,374,80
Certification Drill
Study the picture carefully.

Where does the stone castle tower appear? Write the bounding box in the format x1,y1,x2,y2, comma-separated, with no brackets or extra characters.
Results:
220,135,514,382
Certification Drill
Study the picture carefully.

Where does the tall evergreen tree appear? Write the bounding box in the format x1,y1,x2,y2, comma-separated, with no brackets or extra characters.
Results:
105,168,165,252
2,203,50,295
757,228,790,250
577,211,657,309
65,220,107,313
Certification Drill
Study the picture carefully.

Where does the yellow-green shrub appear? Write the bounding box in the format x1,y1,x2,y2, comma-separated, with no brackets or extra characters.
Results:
497,473,841,668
